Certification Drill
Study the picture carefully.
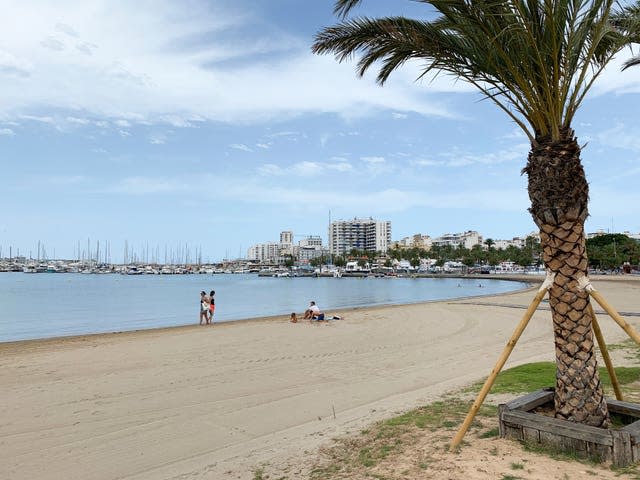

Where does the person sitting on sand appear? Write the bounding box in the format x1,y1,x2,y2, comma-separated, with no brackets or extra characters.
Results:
304,301,320,320
290,312,298,323
307,301,326,321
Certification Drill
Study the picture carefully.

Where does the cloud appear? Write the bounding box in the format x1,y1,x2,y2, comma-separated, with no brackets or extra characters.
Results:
229,143,252,152
76,42,97,56
439,144,529,167
411,158,444,167
392,112,408,119
55,22,78,38
597,123,640,152
0,49,32,77
361,156,385,164
66,116,91,125
0,1,465,127
259,160,352,177
0,128,15,136
40,37,66,51
149,133,166,145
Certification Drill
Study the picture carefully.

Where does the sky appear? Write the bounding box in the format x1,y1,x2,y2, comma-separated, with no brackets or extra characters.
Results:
1,0,640,263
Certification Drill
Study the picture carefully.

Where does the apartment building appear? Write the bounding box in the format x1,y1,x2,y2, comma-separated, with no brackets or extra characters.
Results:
328,218,392,256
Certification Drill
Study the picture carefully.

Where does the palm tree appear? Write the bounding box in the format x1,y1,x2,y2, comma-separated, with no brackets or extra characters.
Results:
313,0,639,427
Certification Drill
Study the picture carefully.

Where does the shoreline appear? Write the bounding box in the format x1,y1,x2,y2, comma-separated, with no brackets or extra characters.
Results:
2,275,639,480
0,274,537,347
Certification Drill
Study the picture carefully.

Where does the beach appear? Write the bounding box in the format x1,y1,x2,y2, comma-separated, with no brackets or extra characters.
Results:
2,276,640,479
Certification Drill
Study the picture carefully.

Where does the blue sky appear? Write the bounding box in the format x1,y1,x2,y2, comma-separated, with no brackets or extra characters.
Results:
1,0,640,263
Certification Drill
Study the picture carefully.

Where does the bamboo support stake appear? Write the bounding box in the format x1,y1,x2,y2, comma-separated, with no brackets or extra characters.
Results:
578,276,640,346
589,302,623,401
449,272,554,451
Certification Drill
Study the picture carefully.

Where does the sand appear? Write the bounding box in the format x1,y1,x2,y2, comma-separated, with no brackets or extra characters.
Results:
1,276,640,479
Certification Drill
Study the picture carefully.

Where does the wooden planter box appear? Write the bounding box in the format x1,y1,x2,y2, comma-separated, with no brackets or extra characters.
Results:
499,389,640,467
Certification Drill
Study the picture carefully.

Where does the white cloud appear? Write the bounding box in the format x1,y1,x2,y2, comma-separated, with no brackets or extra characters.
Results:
229,143,252,152
411,158,444,167
256,143,271,149
0,49,33,77
392,112,408,119
439,144,529,167
55,22,78,38
257,164,284,176
0,128,15,136
40,36,66,51
361,156,385,164
0,0,464,127
149,133,166,145
259,160,353,177
597,123,640,152
66,116,90,125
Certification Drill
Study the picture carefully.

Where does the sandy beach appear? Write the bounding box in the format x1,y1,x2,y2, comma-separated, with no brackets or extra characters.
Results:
2,276,640,479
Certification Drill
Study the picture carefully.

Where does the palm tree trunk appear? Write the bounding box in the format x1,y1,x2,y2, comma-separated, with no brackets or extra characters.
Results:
523,128,609,428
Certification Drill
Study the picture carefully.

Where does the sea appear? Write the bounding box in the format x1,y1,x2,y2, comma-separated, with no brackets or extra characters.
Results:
0,273,529,343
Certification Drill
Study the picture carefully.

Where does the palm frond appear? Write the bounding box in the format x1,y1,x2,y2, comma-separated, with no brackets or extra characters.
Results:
334,0,365,18
315,0,638,141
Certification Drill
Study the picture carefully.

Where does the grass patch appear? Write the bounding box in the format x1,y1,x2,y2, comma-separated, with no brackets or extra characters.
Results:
479,427,499,439
468,362,640,395
470,362,555,394
600,366,640,389
252,466,266,480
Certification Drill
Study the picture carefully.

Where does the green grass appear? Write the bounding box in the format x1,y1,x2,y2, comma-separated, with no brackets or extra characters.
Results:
479,427,499,438
469,362,640,395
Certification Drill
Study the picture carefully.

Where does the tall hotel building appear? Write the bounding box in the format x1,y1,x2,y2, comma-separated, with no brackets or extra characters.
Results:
328,218,391,256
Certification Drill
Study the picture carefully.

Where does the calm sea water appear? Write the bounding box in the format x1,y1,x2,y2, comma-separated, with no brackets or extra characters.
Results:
0,273,528,342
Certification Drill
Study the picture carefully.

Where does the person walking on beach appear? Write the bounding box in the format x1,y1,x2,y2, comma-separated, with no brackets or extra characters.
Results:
208,290,215,324
200,291,210,325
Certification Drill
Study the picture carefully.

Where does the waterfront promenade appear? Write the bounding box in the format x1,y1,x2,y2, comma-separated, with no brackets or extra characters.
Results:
2,276,639,479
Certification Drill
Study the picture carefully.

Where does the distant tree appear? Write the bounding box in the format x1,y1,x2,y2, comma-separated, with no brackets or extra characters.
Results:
333,256,346,267
283,255,295,268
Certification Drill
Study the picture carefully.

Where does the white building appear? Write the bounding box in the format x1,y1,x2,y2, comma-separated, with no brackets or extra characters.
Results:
279,231,293,256
297,236,326,264
328,218,392,256
247,242,280,262
432,231,483,249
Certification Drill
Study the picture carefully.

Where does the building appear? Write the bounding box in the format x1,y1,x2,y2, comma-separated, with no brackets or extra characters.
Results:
279,231,293,256
296,235,326,264
328,218,392,256
247,242,281,263
432,231,483,250
391,234,432,250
